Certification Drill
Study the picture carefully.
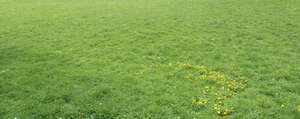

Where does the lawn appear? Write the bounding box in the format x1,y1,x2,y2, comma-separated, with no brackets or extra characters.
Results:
0,0,300,118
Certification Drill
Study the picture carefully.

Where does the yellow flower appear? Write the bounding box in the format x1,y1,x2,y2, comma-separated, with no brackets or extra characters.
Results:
55,50,63,54
298,105,300,112
223,111,228,115
168,63,172,67
217,97,222,100
217,110,221,115
192,99,196,104
218,101,222,104
92,90,96,94
281,104,285,108
185,75,191,80
198,101,207,105
241,85,246,89
213,104,218,110
202,75,207,80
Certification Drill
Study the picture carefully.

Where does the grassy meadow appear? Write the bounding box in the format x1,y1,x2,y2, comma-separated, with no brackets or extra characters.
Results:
0,0,300,118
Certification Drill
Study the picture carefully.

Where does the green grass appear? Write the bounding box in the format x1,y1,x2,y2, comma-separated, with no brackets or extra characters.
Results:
1,0,300,118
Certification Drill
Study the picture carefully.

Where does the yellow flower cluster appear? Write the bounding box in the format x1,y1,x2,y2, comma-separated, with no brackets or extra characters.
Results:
198,100,207,105
192,99,207,105
213,104,230,116
134,61,247,116
176,62,247,92
172,62,247,116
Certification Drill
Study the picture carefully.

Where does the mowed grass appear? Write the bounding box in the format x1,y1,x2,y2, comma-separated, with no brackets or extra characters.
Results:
1,0,300,118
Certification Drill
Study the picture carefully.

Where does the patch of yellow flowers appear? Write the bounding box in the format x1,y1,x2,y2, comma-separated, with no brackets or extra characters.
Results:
213,104,231,116
135,61,248,116
175,62,247,116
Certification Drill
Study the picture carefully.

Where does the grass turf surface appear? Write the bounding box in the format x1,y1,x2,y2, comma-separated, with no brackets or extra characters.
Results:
1,0,300,118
